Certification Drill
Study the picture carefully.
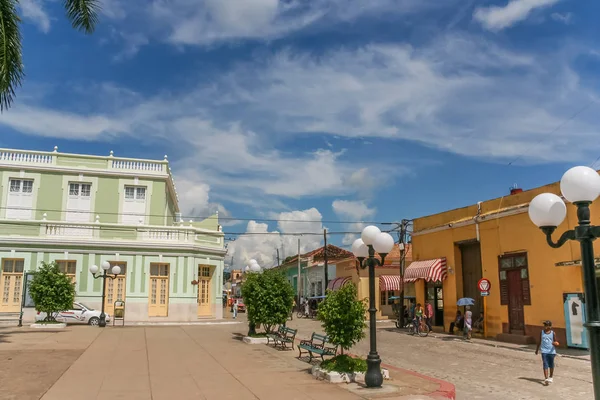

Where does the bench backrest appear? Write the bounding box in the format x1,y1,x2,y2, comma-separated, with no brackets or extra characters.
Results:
283,327,297,337
311,332,329,346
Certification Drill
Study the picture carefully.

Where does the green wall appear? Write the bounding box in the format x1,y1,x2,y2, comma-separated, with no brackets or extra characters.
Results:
36,173,63,220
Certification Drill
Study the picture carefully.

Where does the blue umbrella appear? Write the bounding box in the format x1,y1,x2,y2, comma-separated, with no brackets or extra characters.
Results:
457,297,475,306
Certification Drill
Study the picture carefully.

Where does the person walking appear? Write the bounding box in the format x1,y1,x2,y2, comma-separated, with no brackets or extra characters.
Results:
425,300,434,331
233,299,238,319
290,299,296,320
535,320,559,385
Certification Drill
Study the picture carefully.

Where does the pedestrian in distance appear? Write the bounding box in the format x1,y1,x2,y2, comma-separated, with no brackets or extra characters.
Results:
535,320,560,386
463,306,473,340
233,299,238,319
425,300,434,331
290,299,296,320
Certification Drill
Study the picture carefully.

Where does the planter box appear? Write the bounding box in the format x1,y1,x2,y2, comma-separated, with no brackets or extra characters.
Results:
311,366,389,384
30,323,67,329
243,336,269,344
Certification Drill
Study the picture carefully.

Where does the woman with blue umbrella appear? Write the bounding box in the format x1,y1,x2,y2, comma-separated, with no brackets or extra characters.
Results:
457,298,475,340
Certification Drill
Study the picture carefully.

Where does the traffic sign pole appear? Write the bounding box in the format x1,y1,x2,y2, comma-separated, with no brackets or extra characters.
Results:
483,295,487,338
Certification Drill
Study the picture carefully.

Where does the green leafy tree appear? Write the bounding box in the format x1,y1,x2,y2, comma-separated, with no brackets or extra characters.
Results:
29,261,75,321
0,0,100,111
241,269,294,335
317,283,366,354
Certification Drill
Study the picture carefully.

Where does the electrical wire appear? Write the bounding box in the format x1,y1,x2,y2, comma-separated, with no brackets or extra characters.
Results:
0,206,397,225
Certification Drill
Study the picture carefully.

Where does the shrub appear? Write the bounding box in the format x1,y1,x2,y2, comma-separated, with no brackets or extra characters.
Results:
28,262,75,322
317,283,366,354
320,355,367,373
241,269,294,334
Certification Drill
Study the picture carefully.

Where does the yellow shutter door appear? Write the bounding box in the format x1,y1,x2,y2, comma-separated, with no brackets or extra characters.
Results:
148,264,169,317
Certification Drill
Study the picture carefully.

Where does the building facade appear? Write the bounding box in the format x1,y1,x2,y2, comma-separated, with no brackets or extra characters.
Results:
411,182,600,348
0,147,225,322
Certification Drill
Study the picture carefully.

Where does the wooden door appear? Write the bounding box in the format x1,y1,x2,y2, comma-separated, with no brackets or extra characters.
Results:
434,286,444,326
507,269,525,333
104,262,127,316
460,242,483,317
0,259,24,313
197,266,212,317
149,263,169,317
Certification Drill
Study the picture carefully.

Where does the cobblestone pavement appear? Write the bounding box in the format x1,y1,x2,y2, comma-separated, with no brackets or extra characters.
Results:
283,317,593,400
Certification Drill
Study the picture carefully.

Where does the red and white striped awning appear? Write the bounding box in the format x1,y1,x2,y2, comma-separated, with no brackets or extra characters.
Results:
404,258,448,283
379,275,402,291
327,276,352,291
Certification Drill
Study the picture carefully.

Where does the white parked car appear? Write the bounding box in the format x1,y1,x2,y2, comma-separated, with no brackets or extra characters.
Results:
35,302,110,326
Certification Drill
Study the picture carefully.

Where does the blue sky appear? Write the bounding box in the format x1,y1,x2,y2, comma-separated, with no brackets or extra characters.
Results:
2,0,600,267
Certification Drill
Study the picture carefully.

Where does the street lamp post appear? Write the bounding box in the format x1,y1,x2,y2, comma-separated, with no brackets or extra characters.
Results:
528,166,600,399
352,226,395,389
89,261,122,328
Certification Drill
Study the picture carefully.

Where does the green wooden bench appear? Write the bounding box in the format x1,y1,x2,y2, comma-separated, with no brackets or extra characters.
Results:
266,325,286,346
298,332,338,362
271,326,297,350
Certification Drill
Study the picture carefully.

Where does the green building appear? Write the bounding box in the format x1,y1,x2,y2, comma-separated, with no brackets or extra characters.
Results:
0,147,225,322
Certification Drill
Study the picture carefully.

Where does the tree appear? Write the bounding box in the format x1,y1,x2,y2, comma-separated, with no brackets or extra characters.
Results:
0,0,100,111
241,269,294,335
29,261,75,321
317,284,366,354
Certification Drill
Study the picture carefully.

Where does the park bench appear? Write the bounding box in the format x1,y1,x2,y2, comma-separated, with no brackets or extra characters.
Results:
270,326,297,350
266,325,286,346
298,332,338,362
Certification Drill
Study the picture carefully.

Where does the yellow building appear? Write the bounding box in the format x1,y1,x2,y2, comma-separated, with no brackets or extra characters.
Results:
411,182,600,348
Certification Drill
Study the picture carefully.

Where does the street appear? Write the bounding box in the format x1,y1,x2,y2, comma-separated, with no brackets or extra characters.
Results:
284,317,594,400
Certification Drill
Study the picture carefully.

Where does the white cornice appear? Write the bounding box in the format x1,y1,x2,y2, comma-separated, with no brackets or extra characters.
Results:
412,205,529,237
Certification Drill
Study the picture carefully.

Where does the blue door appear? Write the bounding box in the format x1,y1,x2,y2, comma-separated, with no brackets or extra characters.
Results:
563,293,588,349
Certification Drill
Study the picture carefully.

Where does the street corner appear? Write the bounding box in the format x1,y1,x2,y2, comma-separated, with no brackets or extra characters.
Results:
382,362,456,400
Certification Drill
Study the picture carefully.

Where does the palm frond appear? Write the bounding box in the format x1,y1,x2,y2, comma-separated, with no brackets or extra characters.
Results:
0,0,24,112
64,0,101,34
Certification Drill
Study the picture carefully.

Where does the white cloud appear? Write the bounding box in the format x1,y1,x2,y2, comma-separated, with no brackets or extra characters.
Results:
19,0,51,33
332,200,376,245
551,12,572,24
473,0,561,31
225,208,324,269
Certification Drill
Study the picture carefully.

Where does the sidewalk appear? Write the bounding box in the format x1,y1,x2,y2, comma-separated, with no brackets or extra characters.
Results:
38,324,455,400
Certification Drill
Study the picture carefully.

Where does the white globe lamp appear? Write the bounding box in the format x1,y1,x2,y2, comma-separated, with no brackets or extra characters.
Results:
560,166,600,203
89,265,99,274
351,238,369,258
111,265,122,275
373,232,395,254
361,225,381,245
101,261,111,271
528,193,567,228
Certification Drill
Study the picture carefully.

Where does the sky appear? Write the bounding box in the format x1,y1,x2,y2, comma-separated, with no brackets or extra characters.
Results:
2,0,600,269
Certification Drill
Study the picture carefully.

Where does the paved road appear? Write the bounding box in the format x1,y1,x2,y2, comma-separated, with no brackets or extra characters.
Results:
285,317,593,400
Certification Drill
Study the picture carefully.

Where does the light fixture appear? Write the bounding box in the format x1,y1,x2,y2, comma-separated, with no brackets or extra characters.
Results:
101,261,111,271
89,265,99,274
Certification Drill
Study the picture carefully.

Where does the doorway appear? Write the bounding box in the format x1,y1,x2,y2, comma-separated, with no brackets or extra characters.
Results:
149,263,169,317
425,283,444,326
104,262,126,316
197,265,212,317
459,242,483,318
0,259,24,313
507,269,525,333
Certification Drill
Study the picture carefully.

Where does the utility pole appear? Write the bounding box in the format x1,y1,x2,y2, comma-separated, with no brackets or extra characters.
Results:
398,219,409,328
297,238,302,301
323,229,328,294
276,248,280,266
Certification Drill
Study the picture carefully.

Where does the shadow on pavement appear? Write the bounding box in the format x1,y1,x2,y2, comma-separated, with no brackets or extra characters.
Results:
518,377,546,386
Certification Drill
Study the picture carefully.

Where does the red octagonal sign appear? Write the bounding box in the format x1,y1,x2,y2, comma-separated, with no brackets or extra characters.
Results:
478,278,491,292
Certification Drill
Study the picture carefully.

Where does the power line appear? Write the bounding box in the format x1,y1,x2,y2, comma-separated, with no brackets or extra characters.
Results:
0,206,397,225
507,100,596,166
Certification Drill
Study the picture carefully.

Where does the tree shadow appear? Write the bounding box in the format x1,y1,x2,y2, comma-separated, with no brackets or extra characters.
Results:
518,377,546,386
231,333,245,341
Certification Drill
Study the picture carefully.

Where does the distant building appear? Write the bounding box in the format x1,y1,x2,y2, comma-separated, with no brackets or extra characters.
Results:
0,147,225,322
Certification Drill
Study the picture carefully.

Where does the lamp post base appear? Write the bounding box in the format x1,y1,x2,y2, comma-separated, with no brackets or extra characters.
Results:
365,354,383,388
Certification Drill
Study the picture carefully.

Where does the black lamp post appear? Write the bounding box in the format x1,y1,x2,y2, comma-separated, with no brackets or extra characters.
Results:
528,166,600,399
89,261,121,328
352,226,395,389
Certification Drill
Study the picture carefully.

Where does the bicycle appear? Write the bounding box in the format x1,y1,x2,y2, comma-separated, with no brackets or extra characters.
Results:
407,318,429,337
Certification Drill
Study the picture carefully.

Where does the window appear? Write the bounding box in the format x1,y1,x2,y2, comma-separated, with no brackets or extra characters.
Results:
316,280,323,296
9,179,33,193
125,186,146,200
125,187,135,199
57,261,77,283
200,266,211,277
498,253,531,306
150,264,169,276
69,183,91,197
2,259,24,273
380,290,387,306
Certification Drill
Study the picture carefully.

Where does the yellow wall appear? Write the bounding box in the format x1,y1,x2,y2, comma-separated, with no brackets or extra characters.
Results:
413,181,598,339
